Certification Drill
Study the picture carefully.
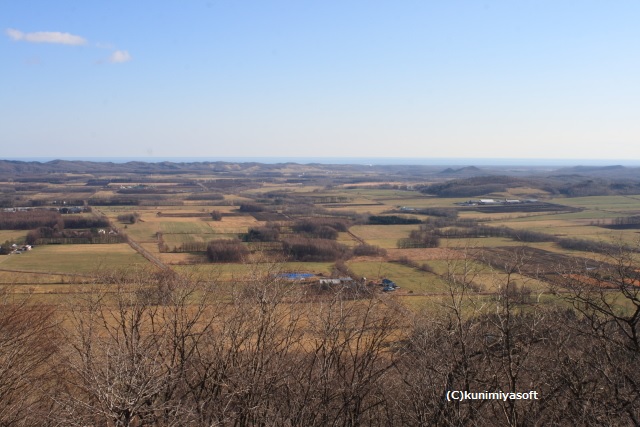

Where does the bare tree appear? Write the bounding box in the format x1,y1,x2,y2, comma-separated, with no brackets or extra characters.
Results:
557,243,640,425
57,270,216,426
0,287,60,427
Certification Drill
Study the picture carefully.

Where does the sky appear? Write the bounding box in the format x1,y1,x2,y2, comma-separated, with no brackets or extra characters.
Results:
2,1,640,161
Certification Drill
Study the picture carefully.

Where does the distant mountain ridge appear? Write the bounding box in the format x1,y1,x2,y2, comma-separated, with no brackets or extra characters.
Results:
552,165,640,179
438,166,486,176
0,159,638,183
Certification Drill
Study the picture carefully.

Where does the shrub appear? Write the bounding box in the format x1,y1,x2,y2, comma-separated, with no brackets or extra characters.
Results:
352,244,386,257
368,215,421,225
292,218,348,239
239,203,264,212
397,229,440,248
117,213,140,224
244,226,280,242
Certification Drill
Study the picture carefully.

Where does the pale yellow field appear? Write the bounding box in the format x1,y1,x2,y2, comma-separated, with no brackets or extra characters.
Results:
0,271,84,285
469,273,550,292
325,205,390,215
439,237,545,248
349,224,419,248
159,252,207,265
206,215,260,233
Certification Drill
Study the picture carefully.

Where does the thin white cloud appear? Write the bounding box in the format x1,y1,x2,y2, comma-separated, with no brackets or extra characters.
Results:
109,50,132,63
7,28,132,64
6,28,87,45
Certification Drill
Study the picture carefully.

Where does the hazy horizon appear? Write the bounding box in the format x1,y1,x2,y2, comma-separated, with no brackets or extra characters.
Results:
4,156,640,167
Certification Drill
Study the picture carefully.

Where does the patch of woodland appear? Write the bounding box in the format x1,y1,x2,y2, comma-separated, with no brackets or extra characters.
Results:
206,239,249,262
25,227,125,245
597,215,640,229
282,238,351,261
368,215,422,225
420,174,640,198
238,202,265,212
411,207,459,218
352,243,387,257
397,228,441,248
291,218,349,239
243,223,281,242
88,197,141,206
62,215,110,229
117,212,141,224
0,210,63,230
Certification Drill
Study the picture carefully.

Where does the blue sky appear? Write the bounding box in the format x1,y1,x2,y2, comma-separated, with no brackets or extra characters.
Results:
2,1,640,161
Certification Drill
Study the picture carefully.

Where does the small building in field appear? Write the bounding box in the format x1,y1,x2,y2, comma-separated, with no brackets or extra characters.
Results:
319,277,354,285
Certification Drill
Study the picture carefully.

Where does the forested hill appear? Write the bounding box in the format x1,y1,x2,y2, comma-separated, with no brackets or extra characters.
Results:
0,159,412,178
420,173,640,197
2,160,640,198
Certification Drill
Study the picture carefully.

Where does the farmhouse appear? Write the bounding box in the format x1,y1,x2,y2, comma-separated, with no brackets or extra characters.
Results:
318,277,354,285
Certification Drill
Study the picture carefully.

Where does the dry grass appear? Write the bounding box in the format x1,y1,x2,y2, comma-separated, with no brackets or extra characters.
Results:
206,215,260,232
385,247,466,261
349,224,419,248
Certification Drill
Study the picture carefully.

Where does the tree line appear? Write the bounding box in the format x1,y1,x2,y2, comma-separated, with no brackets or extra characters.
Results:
0,210,63,230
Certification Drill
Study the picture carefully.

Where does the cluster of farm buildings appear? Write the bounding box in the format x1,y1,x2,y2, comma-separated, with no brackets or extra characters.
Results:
278,273,400,292
4,243,32,255
455,198,539,206
2,206,87,214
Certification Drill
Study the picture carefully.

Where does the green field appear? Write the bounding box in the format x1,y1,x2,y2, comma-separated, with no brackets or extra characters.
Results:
347,261,450,294
0,244,150,275
0,230,28,243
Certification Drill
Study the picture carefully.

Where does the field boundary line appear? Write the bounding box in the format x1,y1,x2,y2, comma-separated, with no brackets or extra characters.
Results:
126,239,172,271
346,229,366,245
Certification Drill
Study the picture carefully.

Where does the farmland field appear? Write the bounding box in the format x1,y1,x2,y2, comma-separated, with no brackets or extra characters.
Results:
1,160,640,309
349,224,419,248
347,261,450,294
0,230,27,242
0,244,150,274
549,195,640,212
